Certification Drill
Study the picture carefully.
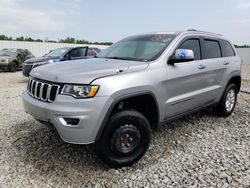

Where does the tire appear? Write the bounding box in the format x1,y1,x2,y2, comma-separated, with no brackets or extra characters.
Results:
95,110,151,168
8,62,18,72
214,84,238,117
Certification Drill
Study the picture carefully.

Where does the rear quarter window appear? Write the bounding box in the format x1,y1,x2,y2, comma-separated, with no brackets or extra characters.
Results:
220,40,235,57
87,49,97,56
203,39,222,59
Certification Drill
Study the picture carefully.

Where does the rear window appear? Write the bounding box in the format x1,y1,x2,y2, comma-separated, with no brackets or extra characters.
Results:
220,40,235,57
204,39,222,59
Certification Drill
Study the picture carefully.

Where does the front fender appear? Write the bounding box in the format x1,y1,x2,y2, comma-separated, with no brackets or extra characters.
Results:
94,89,162,142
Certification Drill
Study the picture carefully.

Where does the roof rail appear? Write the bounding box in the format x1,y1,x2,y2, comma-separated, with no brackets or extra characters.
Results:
186,29,222,36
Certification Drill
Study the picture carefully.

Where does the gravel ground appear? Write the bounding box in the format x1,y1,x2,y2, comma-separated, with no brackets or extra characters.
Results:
0,66,250,188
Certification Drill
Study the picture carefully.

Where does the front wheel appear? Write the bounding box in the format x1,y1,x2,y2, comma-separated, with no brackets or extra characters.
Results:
95,110,151,168
8,62,18,72
214,84,238,117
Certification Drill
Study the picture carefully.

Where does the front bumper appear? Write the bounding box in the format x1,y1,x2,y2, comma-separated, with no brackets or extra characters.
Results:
22,91,111,144
0,63,8,69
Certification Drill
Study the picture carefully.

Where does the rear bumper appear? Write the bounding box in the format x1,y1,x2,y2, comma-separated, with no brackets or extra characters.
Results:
22,91,112,144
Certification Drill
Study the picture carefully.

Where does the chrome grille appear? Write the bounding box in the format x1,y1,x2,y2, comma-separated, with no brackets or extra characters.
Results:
27,78,60,102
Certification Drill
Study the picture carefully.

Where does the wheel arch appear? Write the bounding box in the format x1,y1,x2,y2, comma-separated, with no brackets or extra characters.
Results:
95,91,160,142
227,75,241,93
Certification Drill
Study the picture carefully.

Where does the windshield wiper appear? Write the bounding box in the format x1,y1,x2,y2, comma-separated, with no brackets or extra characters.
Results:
105,56,128,60
105,56,147,61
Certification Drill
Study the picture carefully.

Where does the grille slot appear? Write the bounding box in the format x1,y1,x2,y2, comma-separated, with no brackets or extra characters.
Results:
27,78,60,102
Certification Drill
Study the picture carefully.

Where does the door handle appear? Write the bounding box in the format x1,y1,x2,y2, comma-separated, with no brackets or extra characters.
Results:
223,61,229,65
198,65,206,69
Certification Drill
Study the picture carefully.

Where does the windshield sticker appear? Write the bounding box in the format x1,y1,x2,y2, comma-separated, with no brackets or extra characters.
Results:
152,35,164,42
152,34,174,43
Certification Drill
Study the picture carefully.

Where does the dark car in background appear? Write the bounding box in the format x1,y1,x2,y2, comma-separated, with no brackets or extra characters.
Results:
22,46,101,77
0,48,34,72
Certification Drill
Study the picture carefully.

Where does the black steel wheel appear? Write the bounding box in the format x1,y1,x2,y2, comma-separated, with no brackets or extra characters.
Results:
95,110,151,168
8,62,18,72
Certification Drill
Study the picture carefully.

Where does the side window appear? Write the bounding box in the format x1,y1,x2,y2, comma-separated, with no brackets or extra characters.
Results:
87,49,97,57
203,40,222,59
179,39,201,60
221,40,235,57
68,48,87,58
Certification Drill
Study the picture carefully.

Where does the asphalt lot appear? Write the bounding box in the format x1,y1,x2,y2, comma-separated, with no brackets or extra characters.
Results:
0,66,250,187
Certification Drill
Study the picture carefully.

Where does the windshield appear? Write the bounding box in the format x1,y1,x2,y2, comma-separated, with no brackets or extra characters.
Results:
97,33,177,61
0,50,17,57
45,48,68,57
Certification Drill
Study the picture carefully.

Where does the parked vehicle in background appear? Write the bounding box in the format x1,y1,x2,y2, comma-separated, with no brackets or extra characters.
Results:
0,48,34,72
22,46,101,77
22,30,241,167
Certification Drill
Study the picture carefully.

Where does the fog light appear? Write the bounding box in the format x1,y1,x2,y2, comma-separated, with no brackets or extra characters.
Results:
63,118,80,125
59,117,80,127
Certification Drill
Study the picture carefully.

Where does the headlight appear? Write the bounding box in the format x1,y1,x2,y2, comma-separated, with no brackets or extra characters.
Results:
32,61,46,68
61,85,99,98
0,59,9,63
45,60,54,64
45,59,60,64
36,61,46,65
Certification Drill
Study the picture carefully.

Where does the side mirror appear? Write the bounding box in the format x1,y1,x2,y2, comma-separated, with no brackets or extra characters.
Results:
168,49,194,64
64,54,71,60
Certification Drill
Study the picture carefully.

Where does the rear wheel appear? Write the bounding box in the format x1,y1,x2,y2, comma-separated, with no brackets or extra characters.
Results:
214,84,237,117
95,110,151,168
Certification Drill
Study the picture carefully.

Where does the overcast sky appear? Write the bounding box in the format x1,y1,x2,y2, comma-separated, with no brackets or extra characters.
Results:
0,0,249,44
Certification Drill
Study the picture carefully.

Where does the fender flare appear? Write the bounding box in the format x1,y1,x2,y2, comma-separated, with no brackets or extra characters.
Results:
95,91,160,142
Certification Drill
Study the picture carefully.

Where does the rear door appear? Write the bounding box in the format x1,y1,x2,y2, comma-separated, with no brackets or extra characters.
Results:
199,38,226,102
219,40,240,90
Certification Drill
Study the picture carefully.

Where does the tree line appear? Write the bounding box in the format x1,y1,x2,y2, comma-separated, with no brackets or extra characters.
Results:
0,34,249,48
234,44,250,48
0,34,113,46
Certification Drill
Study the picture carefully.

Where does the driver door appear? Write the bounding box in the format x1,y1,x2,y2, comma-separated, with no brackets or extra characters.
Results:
66,47,88,60
164,37,212,119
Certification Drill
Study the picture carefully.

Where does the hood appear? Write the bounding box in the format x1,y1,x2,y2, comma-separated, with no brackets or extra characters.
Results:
0,56,12,61
25,56,61,64
30,58,149,84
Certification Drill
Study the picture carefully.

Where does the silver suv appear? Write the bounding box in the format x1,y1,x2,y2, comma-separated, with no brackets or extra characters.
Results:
22,30,241,167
